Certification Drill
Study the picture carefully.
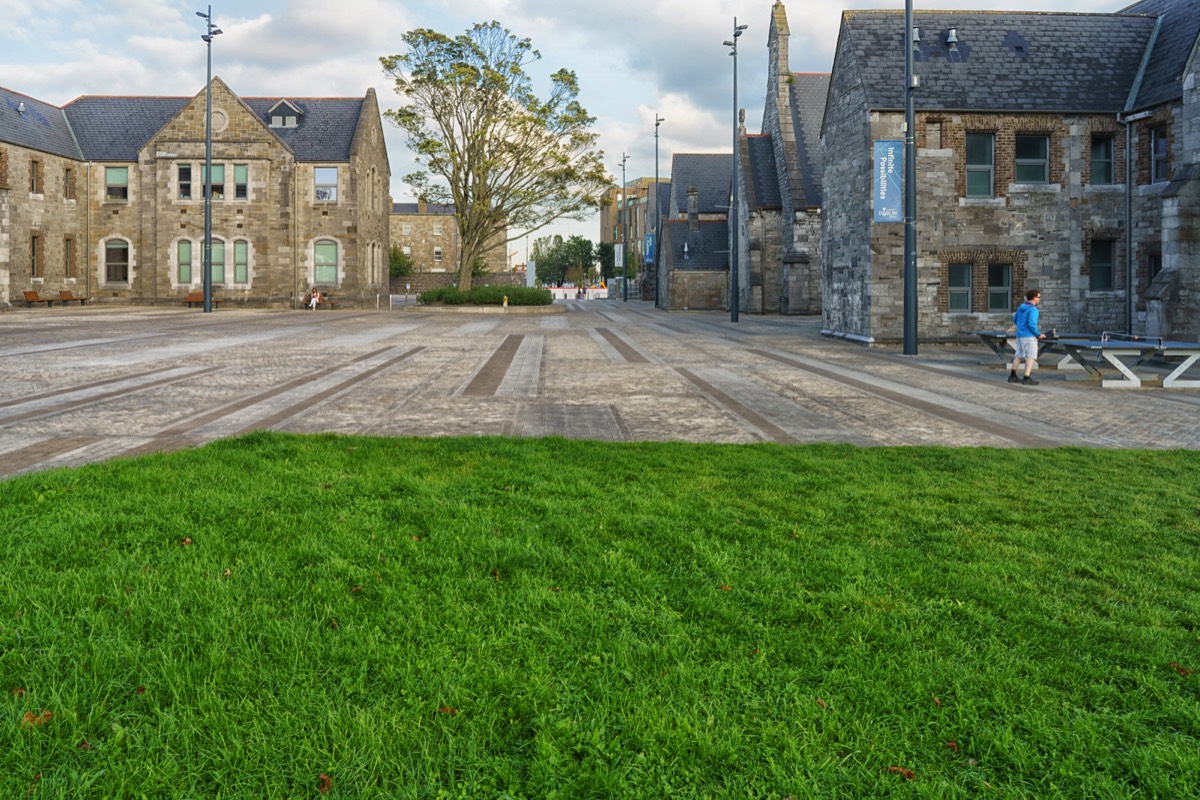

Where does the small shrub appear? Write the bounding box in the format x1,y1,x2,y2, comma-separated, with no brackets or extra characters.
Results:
441,287,469,305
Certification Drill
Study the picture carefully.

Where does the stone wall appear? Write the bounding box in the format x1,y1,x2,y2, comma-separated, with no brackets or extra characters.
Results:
390,270,525,295
668,270,727,311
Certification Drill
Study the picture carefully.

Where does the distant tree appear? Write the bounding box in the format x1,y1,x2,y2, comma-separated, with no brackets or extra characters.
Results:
595,242,615,282
389,245,416,279
381,22,610,293
532,235,567,285
563,235,594,280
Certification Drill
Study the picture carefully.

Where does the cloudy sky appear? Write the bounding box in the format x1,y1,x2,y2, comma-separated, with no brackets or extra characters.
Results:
2,0,1122,256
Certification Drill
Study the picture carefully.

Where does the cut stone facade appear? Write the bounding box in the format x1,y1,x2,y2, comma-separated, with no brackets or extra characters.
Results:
390,199,508,275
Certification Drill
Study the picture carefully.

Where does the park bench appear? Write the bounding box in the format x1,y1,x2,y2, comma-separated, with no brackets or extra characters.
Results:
184,291,221,308
23,290,54,307
59,289,89,305
304,293,338,310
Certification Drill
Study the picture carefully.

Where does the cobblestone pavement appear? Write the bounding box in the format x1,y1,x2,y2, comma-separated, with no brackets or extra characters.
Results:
2,299,1198,478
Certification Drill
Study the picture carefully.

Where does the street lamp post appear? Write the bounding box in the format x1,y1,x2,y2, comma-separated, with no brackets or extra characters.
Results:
654,114,664,309
724,19,747,323
620,152,629,302
197,6,222,314
903,0,918,353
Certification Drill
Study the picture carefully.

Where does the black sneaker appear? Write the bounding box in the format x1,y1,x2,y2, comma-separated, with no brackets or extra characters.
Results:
1007,373,1020,383
1022,377,1039,386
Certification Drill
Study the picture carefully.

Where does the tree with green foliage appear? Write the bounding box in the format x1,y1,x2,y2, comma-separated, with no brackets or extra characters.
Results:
595,242,615,283
380,22,610,293
389,245,416,279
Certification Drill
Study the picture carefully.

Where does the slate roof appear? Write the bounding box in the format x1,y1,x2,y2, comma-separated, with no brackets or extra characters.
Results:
0,86,82,160
742,135,782,211
838,10,1158,113
789,73,830,208
392,202,455,215
1122,0,1200,109
58,89,364,162
669,154,731,216
661,219,729,271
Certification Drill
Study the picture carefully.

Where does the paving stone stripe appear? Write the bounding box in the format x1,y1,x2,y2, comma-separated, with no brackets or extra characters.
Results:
594,327,651,364
461,334,524,397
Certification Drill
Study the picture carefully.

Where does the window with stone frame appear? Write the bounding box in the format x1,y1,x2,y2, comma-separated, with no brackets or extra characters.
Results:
0,145,8,189
105,240,130,282
965,133,994,196
1090,134,1115,185
202,164,225,200
234,240,249,283
1014,135,1049,183
64,166,76,199
234,164,248,200
1090,239,1115,291
1151,127,1169,183
315,240,338,284
987,263,1012,312
178,240,193,284
314,167,338,202
31,234,43,278
64,236,76,279
434,246,443,263
105,166,128,201
178,165,192,200
211,240,226,284
30,158,43,194
948,263,972,312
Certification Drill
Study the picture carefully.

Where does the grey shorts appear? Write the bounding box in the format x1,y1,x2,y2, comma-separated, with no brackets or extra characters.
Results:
1014,336,1039,360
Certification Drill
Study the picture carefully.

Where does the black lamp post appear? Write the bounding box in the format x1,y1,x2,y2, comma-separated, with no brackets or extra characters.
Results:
654,114,664,309
197,6,222,314
620,152,629,302
724,18,747,323
903,0,918,353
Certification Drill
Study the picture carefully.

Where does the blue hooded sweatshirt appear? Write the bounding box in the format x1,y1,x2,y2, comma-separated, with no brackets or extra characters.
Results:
1013,301,1040,338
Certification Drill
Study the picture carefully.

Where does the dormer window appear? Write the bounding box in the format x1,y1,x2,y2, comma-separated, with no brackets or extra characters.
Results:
268,99,303,129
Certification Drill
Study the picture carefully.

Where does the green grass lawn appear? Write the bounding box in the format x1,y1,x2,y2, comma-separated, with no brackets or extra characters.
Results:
2,433,1198,798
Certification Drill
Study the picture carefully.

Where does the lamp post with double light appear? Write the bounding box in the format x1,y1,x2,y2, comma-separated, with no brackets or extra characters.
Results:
620,153,629,302
724,19,746,323
197,6,222,313
654,114,664,308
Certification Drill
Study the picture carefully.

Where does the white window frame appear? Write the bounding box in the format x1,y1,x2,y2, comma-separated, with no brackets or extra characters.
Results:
314,167,338,202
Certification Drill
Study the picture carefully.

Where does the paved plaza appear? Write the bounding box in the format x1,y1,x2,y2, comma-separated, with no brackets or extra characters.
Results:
2,298,1199,479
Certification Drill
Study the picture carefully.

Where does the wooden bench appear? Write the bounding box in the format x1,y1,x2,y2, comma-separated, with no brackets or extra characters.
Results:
304,293,338,310
59,289,89,305
184,291,221,308
23,290,54,307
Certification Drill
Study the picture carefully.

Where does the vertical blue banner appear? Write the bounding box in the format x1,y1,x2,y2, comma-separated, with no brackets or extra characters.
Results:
874,140,903,223
644,233,655,263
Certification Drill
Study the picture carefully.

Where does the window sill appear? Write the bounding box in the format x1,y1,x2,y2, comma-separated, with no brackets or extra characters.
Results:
959,197,1006,208
1085,184,1124,193
1008,183,1060,194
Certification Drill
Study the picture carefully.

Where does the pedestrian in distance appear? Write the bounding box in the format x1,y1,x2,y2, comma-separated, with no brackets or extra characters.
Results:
1009,288,1045,385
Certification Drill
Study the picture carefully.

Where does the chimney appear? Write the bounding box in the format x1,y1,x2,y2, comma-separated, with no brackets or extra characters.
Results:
417,196,427,214
687,187,699,232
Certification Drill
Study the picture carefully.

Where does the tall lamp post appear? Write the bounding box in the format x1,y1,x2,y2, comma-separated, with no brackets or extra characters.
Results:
654,114,665,309
197,6,222,314
902,0,918,353
620,152,629,302
724,19,747,323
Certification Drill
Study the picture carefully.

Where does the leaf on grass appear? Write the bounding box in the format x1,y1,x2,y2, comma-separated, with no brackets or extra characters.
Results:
549,586,562,592
320,483,333,489
815,698,826,710
411,535,422,542
350,586,363,594
946,740,959,752
12,687,27,698
21,710,52,728
330,618,340,629
438,706,458,715
888,766,915,780
318,773,332,794
76,739,92,751
180,538,193,546
135,686,146,695
492,569,501,582
1170,662,1194,677
933,696,942,707
719,585,732,591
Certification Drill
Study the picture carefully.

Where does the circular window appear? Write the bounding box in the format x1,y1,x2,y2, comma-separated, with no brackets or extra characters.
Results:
211,108,228,133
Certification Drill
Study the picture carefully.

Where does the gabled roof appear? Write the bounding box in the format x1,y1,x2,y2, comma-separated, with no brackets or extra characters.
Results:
1,86,82,160
1121,0,1200,109
742,135,782,211
661,218,729,271
789,73,830,208
60,88,365,162
836,10,1158,113
668,153,731,216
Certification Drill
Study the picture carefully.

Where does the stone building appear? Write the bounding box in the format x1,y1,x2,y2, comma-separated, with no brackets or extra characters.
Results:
653,153,731,310
820,1,1200,343
1,77,390,309
389,199,508,275
733,3,829,317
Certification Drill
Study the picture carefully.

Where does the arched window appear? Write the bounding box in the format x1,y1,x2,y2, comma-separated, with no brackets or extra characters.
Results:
315,240,338,285
106,240,130,283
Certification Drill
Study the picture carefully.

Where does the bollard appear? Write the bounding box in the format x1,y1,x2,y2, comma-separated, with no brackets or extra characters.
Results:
503,295,508,308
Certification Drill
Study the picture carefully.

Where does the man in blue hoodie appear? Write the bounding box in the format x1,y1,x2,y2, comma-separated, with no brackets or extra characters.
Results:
1009,289,1045,385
